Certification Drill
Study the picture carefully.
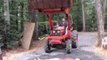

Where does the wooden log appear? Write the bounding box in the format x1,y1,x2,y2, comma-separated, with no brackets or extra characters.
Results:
22,22,35,50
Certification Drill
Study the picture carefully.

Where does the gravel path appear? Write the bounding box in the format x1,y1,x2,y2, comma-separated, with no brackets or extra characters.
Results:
13,32,104,60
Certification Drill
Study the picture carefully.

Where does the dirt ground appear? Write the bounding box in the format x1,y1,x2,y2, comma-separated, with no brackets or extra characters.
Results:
94,46,107,59
3,40,44,60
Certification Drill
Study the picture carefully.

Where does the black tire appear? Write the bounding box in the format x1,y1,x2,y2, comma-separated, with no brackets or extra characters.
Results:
72,41,77,48
71,30,78,48
66,39,72,54
45,40,51,53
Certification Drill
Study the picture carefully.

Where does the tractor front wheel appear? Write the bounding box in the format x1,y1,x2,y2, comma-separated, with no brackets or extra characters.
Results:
71,30,78,48
45,40,51,53
66,39,72,54
72,40,77,48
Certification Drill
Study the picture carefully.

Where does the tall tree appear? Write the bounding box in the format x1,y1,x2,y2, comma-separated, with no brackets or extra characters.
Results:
3,0,10,48
4,0,10,27
81,0,86,31
103,0,107,20
95,0,105,46
28,0,38,40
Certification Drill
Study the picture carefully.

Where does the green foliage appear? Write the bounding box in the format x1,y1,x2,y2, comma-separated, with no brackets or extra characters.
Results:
0,0,28,48
38,22,48,36
71,0,83,31
6,41,19,49
0,0,5,45
85,0,97,31
71,0,98,31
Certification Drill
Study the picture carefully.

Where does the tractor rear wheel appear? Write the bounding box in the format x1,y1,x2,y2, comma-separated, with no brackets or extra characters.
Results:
45,40,51,53
66,39,72,54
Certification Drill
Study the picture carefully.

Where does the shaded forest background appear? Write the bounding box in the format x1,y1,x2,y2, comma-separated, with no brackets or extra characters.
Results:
0,0,107,48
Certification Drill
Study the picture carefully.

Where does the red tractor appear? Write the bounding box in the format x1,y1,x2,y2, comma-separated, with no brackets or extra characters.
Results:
29,0,78,53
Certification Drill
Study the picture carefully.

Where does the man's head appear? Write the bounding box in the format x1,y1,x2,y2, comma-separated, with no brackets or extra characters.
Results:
62,18,65,22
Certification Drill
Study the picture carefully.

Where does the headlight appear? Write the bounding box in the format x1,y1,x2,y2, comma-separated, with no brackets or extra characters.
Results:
57,30,60,33
53,31,55,33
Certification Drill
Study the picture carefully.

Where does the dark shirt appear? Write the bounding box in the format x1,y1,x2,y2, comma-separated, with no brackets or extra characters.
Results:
59,21,67,27
59,21,67,34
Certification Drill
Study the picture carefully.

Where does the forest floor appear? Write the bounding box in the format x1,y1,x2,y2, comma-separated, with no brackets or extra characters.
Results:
3,32,107,60
94,46,107,59
3,40,44,60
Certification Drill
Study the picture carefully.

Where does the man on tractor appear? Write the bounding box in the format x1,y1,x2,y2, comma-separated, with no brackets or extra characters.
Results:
60,18,68,27
58,18,67,34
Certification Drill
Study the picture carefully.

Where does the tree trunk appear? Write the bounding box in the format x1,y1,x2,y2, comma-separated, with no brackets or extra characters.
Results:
28,1,38,40
32,11,39,40
81,0,86,31
18,6,21,32
35,11,39,40
4,0,10,28
3,0,10,47
103,0,106,20
95,0,105,46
